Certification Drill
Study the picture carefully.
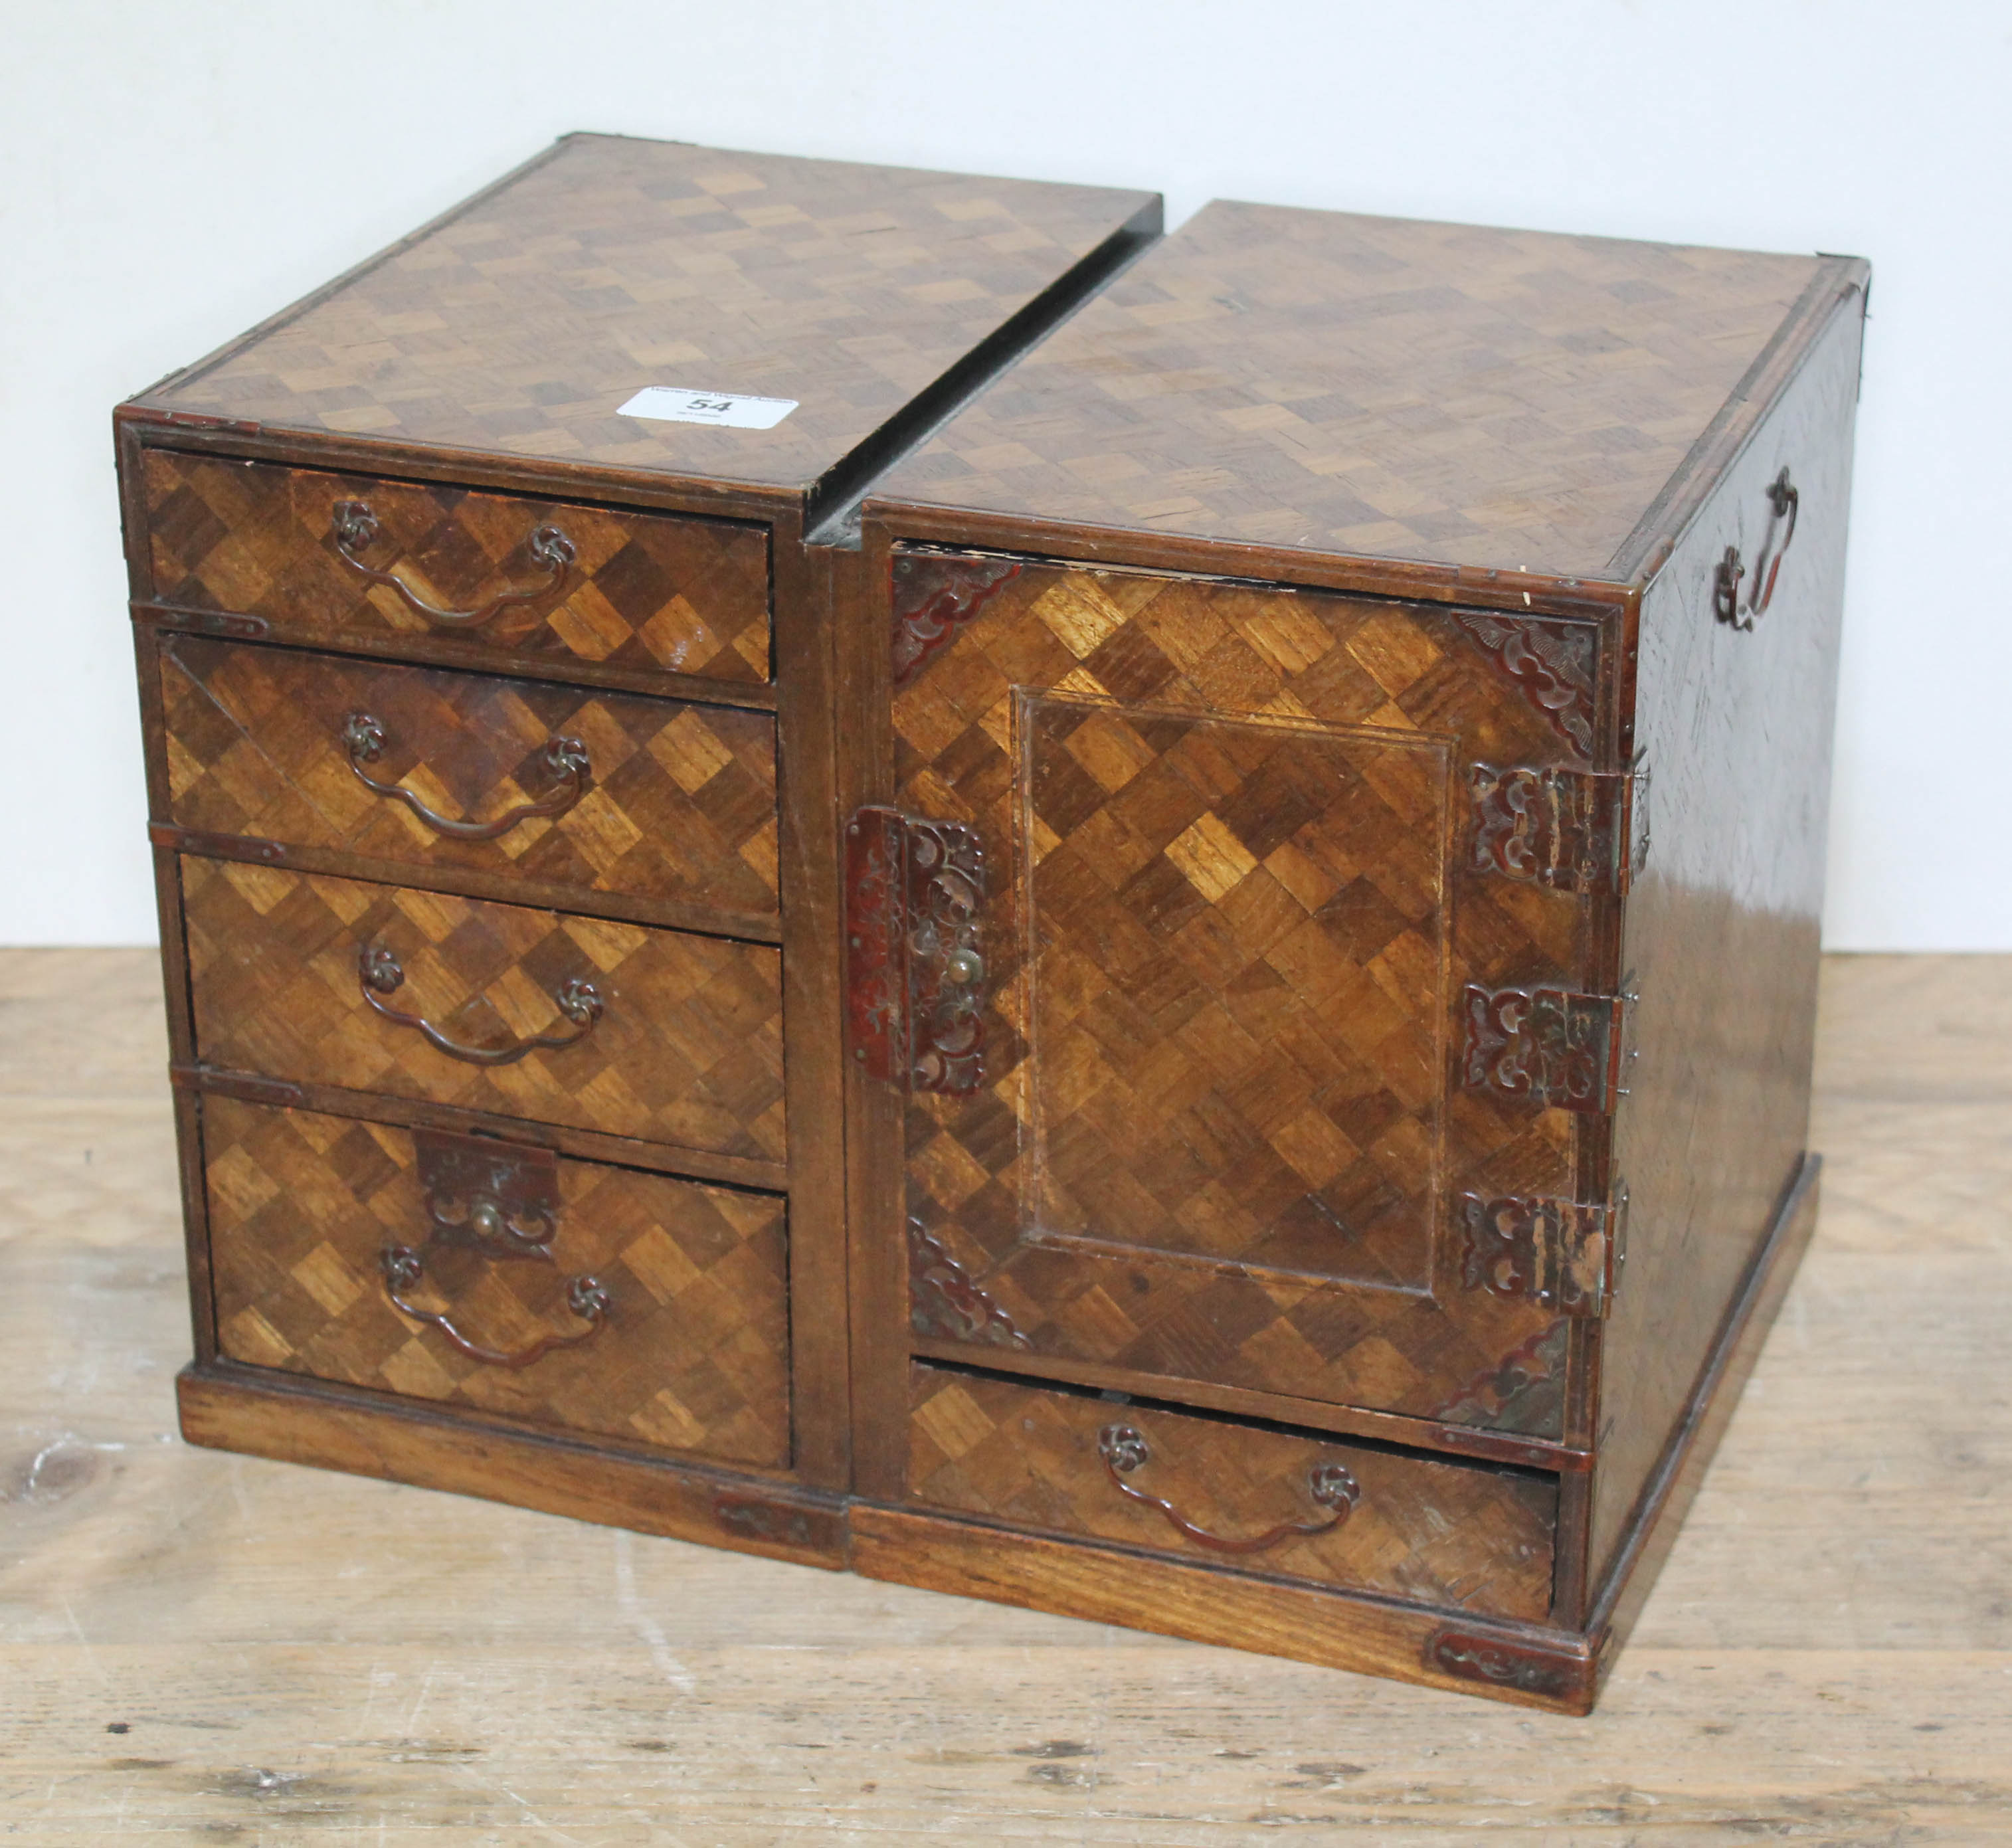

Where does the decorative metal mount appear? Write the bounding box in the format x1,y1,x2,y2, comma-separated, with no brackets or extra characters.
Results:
1459,984,1628,1114
1433,1320,1572,1431
846,806,988,1096
1714,466,1800,632
1427,1629,1588,1703
357,943,602,1067
378,1126,607,1370
908,1220,1031,1350
331,498,577,628
1459,1182,1628,1319
713,1494,822,1550
1466,761,1648,896
1451,610,1599,759
1095,1424,1360,1555
890,552,1022,687
343,712,591,842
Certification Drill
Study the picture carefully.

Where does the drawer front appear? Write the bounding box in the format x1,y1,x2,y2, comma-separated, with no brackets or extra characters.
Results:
161,635,779,923
183,860,786,1162
141,450,771,684
205,1096,790,1467
907,1365,1556,1621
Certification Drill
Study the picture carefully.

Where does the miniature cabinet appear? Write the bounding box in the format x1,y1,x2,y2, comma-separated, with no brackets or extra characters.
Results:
120,139,1862,1712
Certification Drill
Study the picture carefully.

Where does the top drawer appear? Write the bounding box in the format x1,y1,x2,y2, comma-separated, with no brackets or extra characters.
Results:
137,451,771,686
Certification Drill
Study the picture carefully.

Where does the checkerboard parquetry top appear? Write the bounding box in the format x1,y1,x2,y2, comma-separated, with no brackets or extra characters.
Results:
135,135,1158,498
874,199,1831,579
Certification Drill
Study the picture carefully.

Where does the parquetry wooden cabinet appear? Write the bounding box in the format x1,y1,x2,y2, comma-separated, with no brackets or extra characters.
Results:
119,127,1156,1560
120,138,1864,1714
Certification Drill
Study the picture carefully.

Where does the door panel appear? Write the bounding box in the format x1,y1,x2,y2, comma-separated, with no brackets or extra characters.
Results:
1022,692,1449,1291
885,554,1605,1435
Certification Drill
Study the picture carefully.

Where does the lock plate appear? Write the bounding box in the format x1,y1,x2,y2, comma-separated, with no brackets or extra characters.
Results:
846,806,989,1096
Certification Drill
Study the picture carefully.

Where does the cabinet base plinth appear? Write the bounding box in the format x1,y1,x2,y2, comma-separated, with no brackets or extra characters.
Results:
175,1364,848,1571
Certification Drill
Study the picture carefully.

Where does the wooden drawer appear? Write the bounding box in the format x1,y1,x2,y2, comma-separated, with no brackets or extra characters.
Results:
159,635,779,928
182,860,786,1163
140,450,771,684
906,1364,1557,1621
204,1096,790,1467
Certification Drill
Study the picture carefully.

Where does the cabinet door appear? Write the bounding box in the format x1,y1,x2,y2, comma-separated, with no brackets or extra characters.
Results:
861,553,1619,1437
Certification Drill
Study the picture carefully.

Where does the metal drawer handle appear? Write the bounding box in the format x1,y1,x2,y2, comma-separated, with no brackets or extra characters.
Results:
343,713,591,841
1714,467,1799,631
331,499,577,627
357,943,603,1065
380,1244,609,1368
1095,1423,1360,1555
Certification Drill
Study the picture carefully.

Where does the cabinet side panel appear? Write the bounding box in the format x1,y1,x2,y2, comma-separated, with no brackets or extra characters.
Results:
1589,294,1865,1590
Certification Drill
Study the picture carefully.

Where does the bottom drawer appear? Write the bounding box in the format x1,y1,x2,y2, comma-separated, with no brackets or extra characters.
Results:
907,1364,1556,1621
204,1096,790,1469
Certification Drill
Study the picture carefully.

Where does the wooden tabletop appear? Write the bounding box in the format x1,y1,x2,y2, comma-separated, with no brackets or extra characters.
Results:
133,134,1158,500
3,948,2006,1843
875,200,1841,580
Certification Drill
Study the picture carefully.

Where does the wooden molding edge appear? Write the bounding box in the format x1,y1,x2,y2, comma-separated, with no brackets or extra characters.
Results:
1608,262,1869,587
850,1504,1600,1715
176,1363,848,1572
859,511,1631,624
1584,1153,1824,1684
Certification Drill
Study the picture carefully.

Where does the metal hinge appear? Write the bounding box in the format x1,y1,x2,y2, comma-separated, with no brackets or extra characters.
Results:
845,806,989,1097
1459,982,1634,1114
1459,1180,1629,1319
1466,760,1648,896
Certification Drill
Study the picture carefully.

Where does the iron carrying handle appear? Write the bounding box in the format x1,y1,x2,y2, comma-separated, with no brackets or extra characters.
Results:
357,943,602,1065
343,713,591,842
380,1244,609,1368
331,499,577,628
1714,467,1800,631
1096,1424,1360,1554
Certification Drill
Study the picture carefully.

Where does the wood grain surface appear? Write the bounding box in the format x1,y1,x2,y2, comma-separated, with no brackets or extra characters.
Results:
203,1097,792,1469
871,199,1839,580
132,134,1159,501
159,635,782,928
140,450,775,682
3,948,2007,1842
905,1362,1557,1621
181,859,788,1162
1591,289,1865,1594
875,557,1594,1426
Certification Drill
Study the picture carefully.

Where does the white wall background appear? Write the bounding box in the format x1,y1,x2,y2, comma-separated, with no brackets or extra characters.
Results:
2,0,2005,948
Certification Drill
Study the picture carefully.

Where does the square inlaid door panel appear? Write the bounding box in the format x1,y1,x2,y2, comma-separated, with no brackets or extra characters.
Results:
863,554,1624,1437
